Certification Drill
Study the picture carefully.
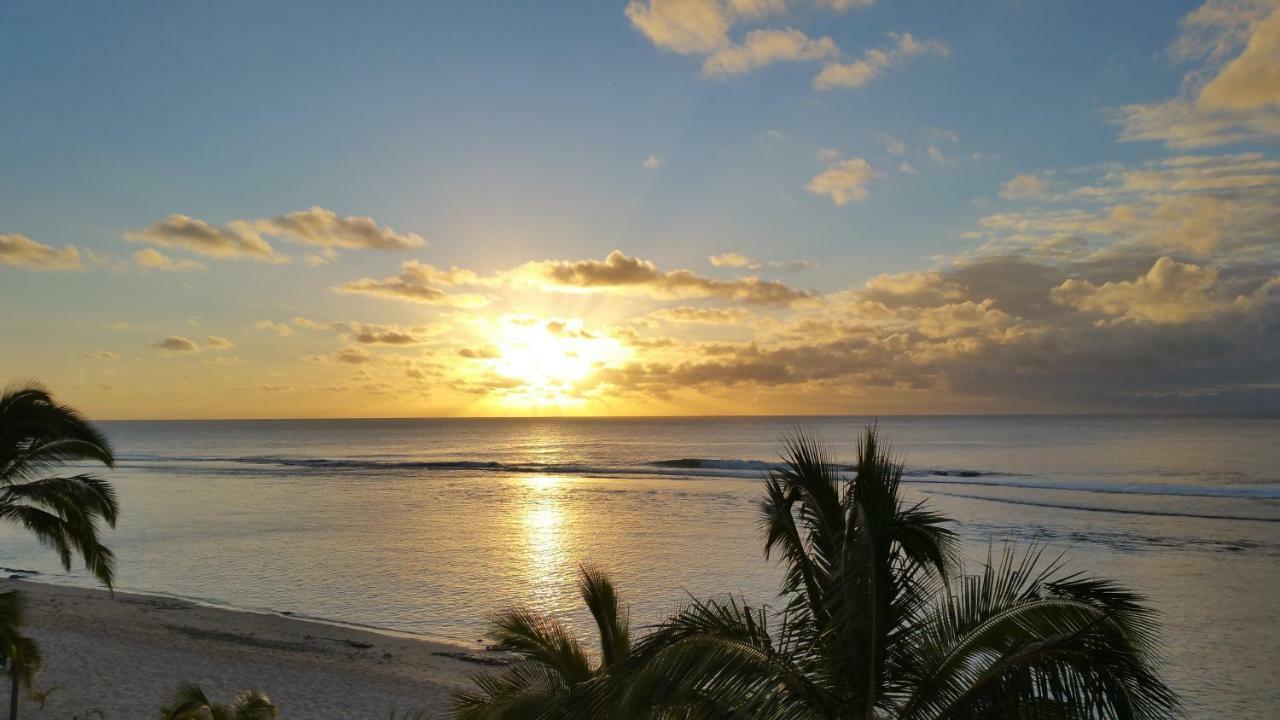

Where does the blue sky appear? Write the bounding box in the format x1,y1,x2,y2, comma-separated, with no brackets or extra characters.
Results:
2,1,1277,417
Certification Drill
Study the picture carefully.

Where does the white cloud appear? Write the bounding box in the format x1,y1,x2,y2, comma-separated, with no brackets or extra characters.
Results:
927,145,955,167
125,215,281,261
703,28,838,77
335,346,373,364
149,336,199,352
0,233,81,270
644,154,664,170
335,260,490,307
1000,173,1049,200
625,0,730,55
256,206,425,251
709,252,815,271
1050,256,1243,324
204,335,234,349
649,306,753,324
125,207,423,263
133,248,205,271
251,320,294,337
882,134,907,155
627,0,887,82
814,32,949,90
507,250,813,306
817,147,842,162
709,252,756,268
1113,1,1280,147
806,158,875,205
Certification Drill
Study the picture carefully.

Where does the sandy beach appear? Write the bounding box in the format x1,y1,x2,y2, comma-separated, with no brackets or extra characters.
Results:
4,579,494,719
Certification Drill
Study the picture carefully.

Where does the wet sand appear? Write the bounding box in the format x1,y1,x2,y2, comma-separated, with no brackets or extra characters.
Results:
5,579,498,719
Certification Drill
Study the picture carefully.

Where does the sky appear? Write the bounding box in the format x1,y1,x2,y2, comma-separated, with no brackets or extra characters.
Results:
1,0,1278,419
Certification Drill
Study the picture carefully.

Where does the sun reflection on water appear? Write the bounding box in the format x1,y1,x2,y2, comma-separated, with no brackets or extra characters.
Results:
520,475,572,608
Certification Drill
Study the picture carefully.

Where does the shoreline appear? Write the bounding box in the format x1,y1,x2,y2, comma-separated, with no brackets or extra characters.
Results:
8,572,476,648
4,579,501,719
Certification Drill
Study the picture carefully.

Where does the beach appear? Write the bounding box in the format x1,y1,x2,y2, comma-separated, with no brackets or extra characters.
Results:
5,580,487,719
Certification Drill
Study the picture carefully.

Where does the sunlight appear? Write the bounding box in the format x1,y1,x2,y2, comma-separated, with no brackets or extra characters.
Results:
525,474,562,491
521,492,568,606
489,315,628,408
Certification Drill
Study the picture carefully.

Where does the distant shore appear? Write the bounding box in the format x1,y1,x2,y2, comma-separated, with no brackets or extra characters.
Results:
5,579,497,719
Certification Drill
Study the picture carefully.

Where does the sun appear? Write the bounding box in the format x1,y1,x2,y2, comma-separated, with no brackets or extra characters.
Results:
488,315,628,407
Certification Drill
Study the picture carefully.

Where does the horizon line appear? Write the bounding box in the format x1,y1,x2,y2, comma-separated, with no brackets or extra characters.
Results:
95,411,1280,422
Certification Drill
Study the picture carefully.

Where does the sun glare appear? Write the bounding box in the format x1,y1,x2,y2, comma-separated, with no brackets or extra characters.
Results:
489,316,628,408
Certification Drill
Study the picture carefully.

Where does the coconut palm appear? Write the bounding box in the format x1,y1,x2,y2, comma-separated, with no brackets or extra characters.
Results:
0,382,119,587
0,382,118,699
159,684,277,720
621,427,1180,719
0,590,41,693
451,564,633,719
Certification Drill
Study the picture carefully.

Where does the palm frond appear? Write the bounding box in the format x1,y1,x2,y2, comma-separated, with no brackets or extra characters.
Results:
0,382,113,484
579,563,631,670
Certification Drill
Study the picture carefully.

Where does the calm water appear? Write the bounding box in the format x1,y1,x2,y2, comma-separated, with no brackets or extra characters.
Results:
1,416,1277,716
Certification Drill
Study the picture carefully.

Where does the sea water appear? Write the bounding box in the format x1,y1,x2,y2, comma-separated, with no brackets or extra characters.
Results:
1,416,1276,716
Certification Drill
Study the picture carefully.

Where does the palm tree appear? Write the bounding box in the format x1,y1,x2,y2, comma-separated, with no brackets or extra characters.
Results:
0,382,119,702
0,382,119,587
159,684,277,720
451,564,634,719
0,591,41,694
621,427,1180,719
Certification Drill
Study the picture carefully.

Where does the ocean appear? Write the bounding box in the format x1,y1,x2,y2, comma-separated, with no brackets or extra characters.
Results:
1,415,1276,716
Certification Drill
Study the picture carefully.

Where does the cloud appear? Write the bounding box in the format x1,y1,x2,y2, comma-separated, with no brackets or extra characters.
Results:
0,233,81,270
999,173,1050,200
1197,4,1280,111
625,0,731,55
649,306,753,324
255,207,425,251
882,134,907,155
251,320,294,337
125,215,281,261
926,145,955,167
335,260,489,307
708,252,815,271
81,351,120,361
644,154,664,170
806,158,875,205
126,207,424,263
133,248,205,271
149,336,199,352
703,28,838,76
292,317,449,347
626,0,880,81
335,346,373,364
899,161,917,174
458,345,500,359
970,153,1280,262
101,321,131,331
1050,256,1251,324
204,335,234,348
508,250,812,306
862,271,967,306
709,252,755,268
813,32,949,90
1113,1,1280,147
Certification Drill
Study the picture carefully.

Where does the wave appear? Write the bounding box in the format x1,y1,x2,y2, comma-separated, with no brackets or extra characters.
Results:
114,453,1279,500
929,490,1280,524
